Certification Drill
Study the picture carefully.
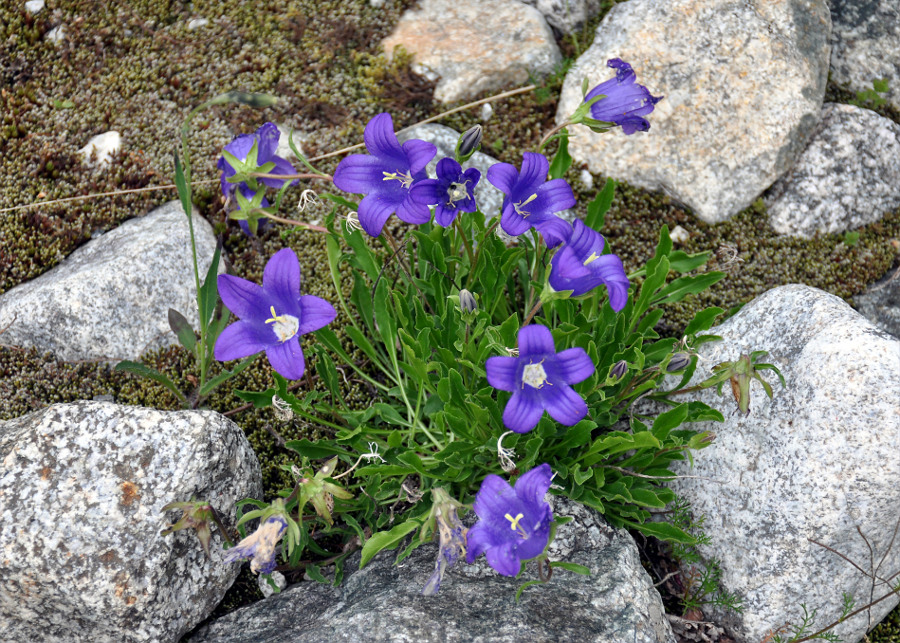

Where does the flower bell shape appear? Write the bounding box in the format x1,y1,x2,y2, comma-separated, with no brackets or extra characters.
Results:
486,325,594,433
332,113,437,237
217,122,298,198
584,59,662,135
214,248,337,380
223,516,288,575
548,219,630,311
409,157,480,227
486,152,575,248
466,464,554,577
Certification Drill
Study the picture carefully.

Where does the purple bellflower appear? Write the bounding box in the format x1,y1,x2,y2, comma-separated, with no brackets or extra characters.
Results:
214,248,337,380
486,325,594,433
223,516,288,574
217,122,297,198
548,219,630,311
486,152,575,248
584,59,662,135
466,464,554,577
409,157,481,227
332,113,436,237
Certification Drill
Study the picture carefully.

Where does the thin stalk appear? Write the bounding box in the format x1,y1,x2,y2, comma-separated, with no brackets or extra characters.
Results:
522,300,544,327
454,218,476,270
247,171,332,182
537,121,571,152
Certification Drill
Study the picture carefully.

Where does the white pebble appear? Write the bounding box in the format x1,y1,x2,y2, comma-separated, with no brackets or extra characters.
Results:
670,224,691,244
187,18,209,30
79,131,121,168
47,24,66,43
480,102,493,121
258,571,286,598
25,0,44,14
579,169,593,190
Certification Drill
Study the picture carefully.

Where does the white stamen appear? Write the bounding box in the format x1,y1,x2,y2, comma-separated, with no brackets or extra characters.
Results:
522,361,550,389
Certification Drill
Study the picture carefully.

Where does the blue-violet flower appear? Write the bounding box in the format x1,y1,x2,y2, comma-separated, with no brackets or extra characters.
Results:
486,152,575,248
409,157,480,227
585,59,662,135
332,113,436,237
214,248,336,380
223,516,288,574
217,122,297,198
548,219,630,311
486,325,594,433
466,464,554,577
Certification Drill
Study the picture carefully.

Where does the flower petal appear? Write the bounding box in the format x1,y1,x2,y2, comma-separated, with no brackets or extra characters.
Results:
358,193,399,237
435,157,462,181
485,541,521,577
486,355,520,391
514,463,553,507
255,122,280,163
364,113,407,167
332,154,392,194
533,216,574,249
223,133,255,163
266,336,306,380
263,248,301,307
517,325,555,357
464,522,496,564
516,152,550,194
217,274,268,321
472,474,517,521
395,196,432,225
540,382,588,426
554,348,594,385
531,179,576,217
502,390,544,433
297,295,337,335
409,179,443,206
402,139,437,175
486,163,519,195
499,200,533,237
215,320,270,362
259,156,298,190
433,203,457,227
591,254,630,311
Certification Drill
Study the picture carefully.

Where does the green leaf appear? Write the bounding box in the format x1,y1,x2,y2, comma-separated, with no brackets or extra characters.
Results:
360,519,421,568
285,439,351,459
234,388,276,408
625,519,695,544
173,151,192,219
373,280,398,350
114,360,186,405
651,405,689,440
548,129,572,179
585,178,615,231
667,250,710,273
515,579,546,603
167,308,196,353
684,306,724,336
198,242,222,329
198,354,257,396
549,561,590,575
653,272,725,306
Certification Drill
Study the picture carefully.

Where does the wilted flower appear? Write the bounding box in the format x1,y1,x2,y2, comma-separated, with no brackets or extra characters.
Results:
422,488,468,595
486,325,594,433
297,457,354,526
215,248,336,380
548,219,630,311
224,516,288,574
583,59,662,135
332,113,436,237
466,464,554,577
161,500,216,557
409,157,480,227
487,152,575,248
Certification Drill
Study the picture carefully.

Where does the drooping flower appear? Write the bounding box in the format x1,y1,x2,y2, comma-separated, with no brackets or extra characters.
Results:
332,113,436,237
217,122,297,199
223,516,288,575
486,325,594,433
584,59,662,135
409,157,480,227
466,464,554,577
486,152,575,247
160,500,215,557
422,488,468,595
214,248,336,380
548,219,630,311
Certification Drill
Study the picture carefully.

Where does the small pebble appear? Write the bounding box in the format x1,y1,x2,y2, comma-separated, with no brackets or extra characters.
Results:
25,0,44,14
670,225,690,244
258,571,286,598
79,131,121,168
47,24,66,43
579,169,593,190
187,18,209,30
480,102,494,122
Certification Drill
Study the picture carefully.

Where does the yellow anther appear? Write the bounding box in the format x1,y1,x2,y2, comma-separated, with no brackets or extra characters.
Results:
583,252,600,266
513,193,538,217
505,512,527,538
382,170,413,189
265,306,287,325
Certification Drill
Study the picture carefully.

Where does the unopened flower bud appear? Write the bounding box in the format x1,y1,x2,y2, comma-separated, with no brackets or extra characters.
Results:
666,352,691,373
459,289,477,313
455,125,483,163
611,360,628,379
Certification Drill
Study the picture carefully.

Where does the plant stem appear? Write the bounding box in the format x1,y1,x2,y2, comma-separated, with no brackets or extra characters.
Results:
247,171,332,182
537,121,571,152
522,300,543,327
454,218,476,271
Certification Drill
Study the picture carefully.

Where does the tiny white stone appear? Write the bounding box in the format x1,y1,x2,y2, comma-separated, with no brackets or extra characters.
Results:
670,225,690,244
579,169,593,190
25,0,44,14
47,24,66,43
369,0,386,6
276,124,299,161
480,102,494,121
79,131,121,168
187,18,209,30
258,571,286,598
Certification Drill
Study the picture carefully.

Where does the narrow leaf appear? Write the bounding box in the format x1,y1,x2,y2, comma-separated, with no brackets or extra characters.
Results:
360,519,420,568
585,178,615,231
114,360,186,405
167,308,197,352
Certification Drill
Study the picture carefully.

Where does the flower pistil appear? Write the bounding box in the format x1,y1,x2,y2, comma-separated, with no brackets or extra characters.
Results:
382,169,414,188
521,360,551,389
513,193,538,218
264,306,299,343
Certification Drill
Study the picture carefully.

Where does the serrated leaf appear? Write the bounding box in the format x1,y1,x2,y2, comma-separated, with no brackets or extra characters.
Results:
625,519,695,544
234,387,276,408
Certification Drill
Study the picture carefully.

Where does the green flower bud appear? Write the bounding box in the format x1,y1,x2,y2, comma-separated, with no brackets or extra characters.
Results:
455,125,483,164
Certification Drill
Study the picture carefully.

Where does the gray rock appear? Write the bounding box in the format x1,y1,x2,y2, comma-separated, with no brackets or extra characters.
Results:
855,267,900,339
382,0,561,103
0,201,219,362
667,285,900,642
829,0,900,111
556,0,831,224
517,0,603,35
0,401,262,643
189,498,675,643
766,103,900,237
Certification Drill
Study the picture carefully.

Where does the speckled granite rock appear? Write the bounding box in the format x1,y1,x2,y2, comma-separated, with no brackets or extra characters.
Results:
556,0,831,224
189,498,675,643
382,0,561,103
855,267,900,339
668,285,900,643
829,0,900,111
517,0,603,35
766,103,900,237
0,401,262,643
0,201,218,362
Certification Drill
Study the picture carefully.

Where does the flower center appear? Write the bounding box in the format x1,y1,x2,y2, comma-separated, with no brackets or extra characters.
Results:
446,180,470,206
583,251,600,266
504,512,528,538
513,193,538,218
265,306,299,343
382,170,414,189
521,360,551,389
